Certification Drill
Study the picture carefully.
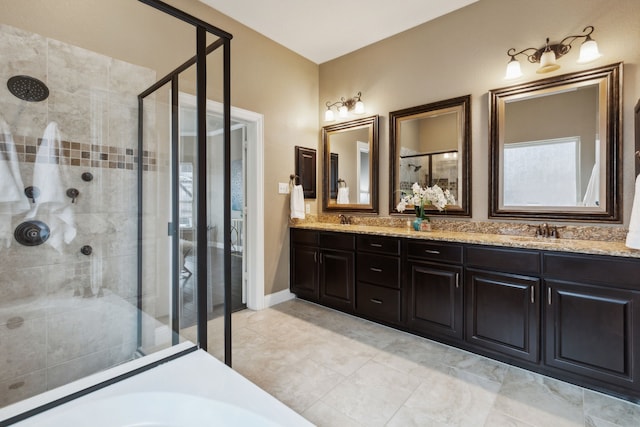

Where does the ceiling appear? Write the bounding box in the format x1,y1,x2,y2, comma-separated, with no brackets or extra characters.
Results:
199,0,479,64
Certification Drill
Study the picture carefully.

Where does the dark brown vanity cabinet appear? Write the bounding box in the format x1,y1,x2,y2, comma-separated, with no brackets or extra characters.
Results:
290,227,640,402
355,235,402,325
465,246,541,363
543,253,640,393
290,228,320,301
290,228,355,312
319,233,355,311
405,241,464,340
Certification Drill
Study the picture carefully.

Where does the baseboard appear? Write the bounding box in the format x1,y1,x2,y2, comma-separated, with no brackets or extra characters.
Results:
264,289,296,308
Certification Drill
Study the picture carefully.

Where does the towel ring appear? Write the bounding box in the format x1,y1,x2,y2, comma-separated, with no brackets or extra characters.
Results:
289,174,300,188
337,178,347,188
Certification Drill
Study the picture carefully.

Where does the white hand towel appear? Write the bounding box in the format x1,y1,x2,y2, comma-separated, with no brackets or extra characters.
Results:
626,174,640,249
0,115,30,249
290,185,305,219
27,122,76,251
337,187,349,204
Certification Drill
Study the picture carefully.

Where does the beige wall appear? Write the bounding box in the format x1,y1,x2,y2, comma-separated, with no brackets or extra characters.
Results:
320,0,640,225
0,0,319,297
3,0,639,299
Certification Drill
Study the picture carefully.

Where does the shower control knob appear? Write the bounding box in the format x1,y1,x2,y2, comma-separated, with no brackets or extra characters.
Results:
24,186,40,203
67,188,80,203
80,245,93,256
81,172,93,182
14,221,50,246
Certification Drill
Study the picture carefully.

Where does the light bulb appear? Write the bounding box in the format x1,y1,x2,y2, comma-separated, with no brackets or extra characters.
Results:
324,108,335,122
505,58,522,80
577,38,601,63
354,100,365,114
537,49,560,74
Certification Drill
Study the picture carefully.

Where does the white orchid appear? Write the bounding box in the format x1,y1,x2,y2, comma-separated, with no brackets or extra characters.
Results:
396,182,456,218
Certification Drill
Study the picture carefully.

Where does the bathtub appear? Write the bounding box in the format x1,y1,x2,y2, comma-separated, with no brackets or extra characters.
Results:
0,343,313,426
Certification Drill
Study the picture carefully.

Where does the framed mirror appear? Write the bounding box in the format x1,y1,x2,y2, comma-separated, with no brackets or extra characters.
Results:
489,63,622,222
322,115,379,213
389,95,471,216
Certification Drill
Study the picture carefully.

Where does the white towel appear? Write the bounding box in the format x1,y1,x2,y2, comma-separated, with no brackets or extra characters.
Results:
0,115,30,249
290,185,305,219
27,122,76,251
626,174,640,249
337,187,349,204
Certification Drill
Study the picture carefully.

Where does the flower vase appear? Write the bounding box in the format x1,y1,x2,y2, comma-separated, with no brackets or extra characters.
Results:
420,221,432,232
412,217,422,231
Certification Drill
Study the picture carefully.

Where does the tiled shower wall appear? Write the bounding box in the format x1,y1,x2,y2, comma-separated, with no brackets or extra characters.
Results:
0,24,160,407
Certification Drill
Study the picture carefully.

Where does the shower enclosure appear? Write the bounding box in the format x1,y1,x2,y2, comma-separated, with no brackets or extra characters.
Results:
0,0,232,412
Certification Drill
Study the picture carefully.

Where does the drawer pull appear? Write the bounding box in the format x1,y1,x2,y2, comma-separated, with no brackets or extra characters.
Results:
531,287,535,304
370,243,383,248
424,249,440,255
455,273,459,289
370,298,383,304
370,267,383,273
547,287,552,305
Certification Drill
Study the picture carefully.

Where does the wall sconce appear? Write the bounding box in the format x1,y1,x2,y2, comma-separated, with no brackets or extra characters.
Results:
504,26,602,80
324,92,365,121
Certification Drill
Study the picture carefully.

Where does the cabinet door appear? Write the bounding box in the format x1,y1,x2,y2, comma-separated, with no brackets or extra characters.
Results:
465,268,540,362
407,261,463,340
545,280,640,389
319,249,355,312
291,245,318,301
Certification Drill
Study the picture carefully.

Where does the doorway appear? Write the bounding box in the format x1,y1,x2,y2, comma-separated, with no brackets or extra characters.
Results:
178,93,264,328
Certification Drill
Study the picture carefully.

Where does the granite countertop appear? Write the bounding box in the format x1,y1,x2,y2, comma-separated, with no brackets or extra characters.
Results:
291,222,640,259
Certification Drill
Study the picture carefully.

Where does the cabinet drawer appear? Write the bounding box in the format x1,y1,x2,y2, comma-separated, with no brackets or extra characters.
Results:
356,282,401,324
357,235,400,255
406,241,463,264
320,232,355,251
544,253,640,290
466,246,540,275
291,228,318,246
357,253,400,289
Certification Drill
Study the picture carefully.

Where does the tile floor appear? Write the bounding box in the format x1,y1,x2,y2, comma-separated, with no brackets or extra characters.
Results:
184,299,640,427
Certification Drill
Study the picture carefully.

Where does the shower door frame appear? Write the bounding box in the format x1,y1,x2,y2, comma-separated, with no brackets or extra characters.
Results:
137,0,233,364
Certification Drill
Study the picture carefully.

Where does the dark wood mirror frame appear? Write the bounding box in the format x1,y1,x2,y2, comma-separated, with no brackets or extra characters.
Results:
322,115,379,213
489,63,622,222
389,95,471,217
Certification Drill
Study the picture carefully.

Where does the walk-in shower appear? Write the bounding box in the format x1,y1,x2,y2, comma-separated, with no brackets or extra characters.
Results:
0,0,233,419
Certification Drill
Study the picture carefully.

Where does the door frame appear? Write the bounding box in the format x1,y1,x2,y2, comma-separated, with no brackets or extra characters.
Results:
179,93,265,311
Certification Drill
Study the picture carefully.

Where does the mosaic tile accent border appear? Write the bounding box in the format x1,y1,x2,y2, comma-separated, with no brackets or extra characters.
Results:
0,134,157,171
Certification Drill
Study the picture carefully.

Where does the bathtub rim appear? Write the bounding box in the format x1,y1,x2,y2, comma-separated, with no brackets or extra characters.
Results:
0,341,197,425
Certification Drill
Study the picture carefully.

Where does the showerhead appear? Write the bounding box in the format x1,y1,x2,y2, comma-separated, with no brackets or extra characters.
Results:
7,75,49,102
408,163,422,172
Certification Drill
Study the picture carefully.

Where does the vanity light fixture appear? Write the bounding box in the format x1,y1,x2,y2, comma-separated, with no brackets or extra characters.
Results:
504,26,602,80
324,91,365,121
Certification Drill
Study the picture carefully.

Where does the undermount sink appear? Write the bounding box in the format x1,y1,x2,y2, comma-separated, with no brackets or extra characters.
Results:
501,235,561,244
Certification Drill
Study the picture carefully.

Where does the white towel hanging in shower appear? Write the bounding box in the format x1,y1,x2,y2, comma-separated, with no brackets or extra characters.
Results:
0,115,30,249
27,122,76,251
